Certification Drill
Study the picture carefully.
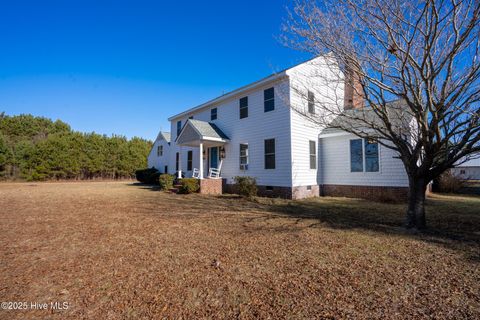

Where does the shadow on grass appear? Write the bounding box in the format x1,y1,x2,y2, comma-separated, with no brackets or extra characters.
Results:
127,182,480,262
127,182,162,191
250,194,480,262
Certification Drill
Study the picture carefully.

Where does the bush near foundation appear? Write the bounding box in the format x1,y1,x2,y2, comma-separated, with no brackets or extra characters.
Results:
234,176,258,198
437,170,466,193
135,168,160,184
178,178,200,194
159,174,175,191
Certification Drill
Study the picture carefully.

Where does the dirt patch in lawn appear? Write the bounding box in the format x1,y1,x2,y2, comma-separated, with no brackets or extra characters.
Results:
0,181,479,319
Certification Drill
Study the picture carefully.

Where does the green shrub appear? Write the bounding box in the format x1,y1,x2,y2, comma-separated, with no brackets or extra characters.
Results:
178,178,200,194
234,176,257,198
135,167,160,184
159,174,175,190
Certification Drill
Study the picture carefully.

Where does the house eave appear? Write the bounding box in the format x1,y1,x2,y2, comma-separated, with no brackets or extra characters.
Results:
168,72,288,121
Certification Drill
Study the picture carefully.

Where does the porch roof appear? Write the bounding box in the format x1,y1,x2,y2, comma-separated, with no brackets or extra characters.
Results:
176,119,230,146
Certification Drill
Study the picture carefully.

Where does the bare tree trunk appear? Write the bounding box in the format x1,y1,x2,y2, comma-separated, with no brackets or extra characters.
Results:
406,176,427,230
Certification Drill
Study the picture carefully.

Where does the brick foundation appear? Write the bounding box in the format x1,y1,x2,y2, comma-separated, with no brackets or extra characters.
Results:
224,184,319,200
199,179,223,195
292,185,320,199
224,183,409,202
321,184,408,202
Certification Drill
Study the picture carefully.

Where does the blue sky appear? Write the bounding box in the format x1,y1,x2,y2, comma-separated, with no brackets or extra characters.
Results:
0,0,308,140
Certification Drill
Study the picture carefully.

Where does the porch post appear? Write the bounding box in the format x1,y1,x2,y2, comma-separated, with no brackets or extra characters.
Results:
199,142,204,179
177,146,182,179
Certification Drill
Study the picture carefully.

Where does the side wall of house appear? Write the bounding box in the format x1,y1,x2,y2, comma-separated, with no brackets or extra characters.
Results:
287,57,344,193
319,133,409,185
169,78,293,187
147,138,170,172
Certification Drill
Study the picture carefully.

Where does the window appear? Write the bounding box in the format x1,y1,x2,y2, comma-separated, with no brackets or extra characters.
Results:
175,152,179,171
264,87,275,112
308,90,315,114
264,138,276,169
240,96,248,119
164,165,168,174
350,138,379,172
265,186,274,191
176,121,182,136
157,145,163,157
187,151,193,171
309,140,316,169
350,139,363,172
364,139,379,172
189,116,194,119
240,144,249,170
307,185,312,191
211,108,217,121
460,169,466,174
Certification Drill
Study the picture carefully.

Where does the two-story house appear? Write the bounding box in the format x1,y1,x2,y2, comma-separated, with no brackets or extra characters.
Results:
147,57,410,200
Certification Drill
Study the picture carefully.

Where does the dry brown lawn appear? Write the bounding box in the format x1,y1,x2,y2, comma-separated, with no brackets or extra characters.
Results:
0,181,479,319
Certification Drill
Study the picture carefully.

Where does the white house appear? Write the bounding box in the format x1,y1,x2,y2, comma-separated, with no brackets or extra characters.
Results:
452,158,480,180
147,57,410,200
147,131,171,174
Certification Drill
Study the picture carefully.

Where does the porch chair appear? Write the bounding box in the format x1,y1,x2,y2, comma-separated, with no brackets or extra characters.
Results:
208,160,223,179
192,168,200,179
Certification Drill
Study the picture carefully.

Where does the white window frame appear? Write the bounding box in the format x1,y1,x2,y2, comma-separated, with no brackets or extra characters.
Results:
239,143,249,170
157,145,163,157
350,138,380,173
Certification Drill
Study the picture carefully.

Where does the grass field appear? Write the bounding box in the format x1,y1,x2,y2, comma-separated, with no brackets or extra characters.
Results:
0,181,479,319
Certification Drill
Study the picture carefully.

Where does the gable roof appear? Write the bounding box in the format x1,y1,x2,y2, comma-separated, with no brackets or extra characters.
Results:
156,131,171,143
319,99,412,137
176,119,229,145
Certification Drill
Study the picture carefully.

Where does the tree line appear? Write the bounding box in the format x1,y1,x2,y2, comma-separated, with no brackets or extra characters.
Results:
0,113,152,181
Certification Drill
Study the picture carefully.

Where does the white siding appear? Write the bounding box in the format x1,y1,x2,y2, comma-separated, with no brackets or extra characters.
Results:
319,133,409,187
287,57,343,187
168,79,293,187
147,139,171,172
451,167,480,180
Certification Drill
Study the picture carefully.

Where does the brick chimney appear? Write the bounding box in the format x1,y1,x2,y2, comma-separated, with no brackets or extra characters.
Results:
343,66,364,110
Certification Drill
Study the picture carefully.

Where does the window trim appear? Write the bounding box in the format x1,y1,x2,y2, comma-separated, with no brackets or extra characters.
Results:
157,145,164,157
187,150,193,171
309,140,317,169
350,138,380,173
239,96,248,119
176,121,182,136
264,138,276,169
211,108,217,121
239,143,249,170
264,87,275,112
308,90,315,114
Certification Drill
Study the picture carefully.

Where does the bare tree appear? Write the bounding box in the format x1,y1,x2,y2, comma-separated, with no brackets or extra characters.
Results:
283,0,480,229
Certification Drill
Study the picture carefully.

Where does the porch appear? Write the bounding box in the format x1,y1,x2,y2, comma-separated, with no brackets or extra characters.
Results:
176,119,229,194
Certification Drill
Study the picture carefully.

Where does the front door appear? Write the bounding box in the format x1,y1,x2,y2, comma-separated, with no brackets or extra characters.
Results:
210,147,218,169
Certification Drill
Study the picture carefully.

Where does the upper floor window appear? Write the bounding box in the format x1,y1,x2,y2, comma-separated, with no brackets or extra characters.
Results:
350,138,379,172
157,145,163,157
240,143,249,170
211,108,217,121
309,140,316,169
264,138,276,169
264,87,275,112
308,90,315,114
239,97,248,119
176,121,182,136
